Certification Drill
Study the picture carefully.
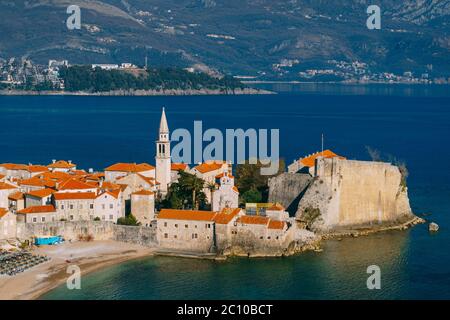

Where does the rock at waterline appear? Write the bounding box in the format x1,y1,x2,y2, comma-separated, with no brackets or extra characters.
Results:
429,222,439,232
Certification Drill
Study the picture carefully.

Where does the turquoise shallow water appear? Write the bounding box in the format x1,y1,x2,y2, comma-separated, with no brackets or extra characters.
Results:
1,85,449,299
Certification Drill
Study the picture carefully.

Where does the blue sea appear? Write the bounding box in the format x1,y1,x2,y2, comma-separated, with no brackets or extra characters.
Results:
1,84,449,299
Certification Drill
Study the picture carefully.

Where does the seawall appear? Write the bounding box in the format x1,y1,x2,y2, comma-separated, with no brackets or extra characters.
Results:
16,221,157,247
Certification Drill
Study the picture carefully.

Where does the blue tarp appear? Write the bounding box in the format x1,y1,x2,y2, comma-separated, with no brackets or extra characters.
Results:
35,236,63,246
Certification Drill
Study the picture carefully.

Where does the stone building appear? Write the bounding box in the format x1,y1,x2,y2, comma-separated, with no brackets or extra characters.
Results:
8,191,24,213
94,190,123,222
211,170,239,212
0,181,18,208
47,160,76,173
54,192,96,221
288,149,345,175
131,190,155,226
190,161,231,202
0,208,16,240
157,209,217,252
24,188,54,207
104,163,155,182
17,205,57,223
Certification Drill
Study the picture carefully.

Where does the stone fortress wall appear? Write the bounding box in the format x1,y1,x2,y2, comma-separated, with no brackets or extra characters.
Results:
296,157,415,233
16,221,158,247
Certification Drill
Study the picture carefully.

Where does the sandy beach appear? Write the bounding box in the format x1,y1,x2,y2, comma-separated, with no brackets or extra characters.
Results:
0,241,155,300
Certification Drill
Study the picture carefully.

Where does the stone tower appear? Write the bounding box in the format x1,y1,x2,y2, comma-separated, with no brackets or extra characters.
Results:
156,107,171,195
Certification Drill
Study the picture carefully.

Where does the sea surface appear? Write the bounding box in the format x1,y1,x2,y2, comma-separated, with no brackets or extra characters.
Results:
1,84,449,299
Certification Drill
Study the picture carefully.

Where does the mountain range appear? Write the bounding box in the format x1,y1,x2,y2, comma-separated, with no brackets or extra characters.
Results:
0,0,449,80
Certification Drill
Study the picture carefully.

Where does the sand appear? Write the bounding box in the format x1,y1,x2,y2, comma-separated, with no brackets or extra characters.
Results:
0,241,155,300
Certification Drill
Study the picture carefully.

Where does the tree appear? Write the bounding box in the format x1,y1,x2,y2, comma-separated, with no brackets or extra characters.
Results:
117,214,141,226
161,171,207,210
206,182,217,209
235,159,285,202
241,188,262,205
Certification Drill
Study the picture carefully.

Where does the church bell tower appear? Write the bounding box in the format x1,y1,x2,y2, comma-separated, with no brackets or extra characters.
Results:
156,107,171,194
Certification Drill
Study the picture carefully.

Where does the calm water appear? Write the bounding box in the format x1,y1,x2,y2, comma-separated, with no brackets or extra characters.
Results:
1,85,449,299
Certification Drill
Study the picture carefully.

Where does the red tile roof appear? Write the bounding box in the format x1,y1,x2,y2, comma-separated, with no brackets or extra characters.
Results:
20,176,57,188
158,209,217,222
236,215,269,225
27,165,49,173
0,182,17,190
215,172,234,179
214,208,241,224
267,203,285,211
17,205,56,214
58,178,96,191
54,192,97,200
48,160,76,169
0,208,9,218
268,220,286,230
194,162,225,174
105,163,155,172
26,188,54,198
8,191,24,201
300,150,345,168
0,163,28,170
132,190,155,196
171,163,188,171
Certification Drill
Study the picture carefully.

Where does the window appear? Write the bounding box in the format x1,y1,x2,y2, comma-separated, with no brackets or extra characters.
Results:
185,224,188,228
164,233,168,239
69,204,74,210
102,204,105,210
109,215,113,220
192,233,198,239
90,204,94,209
110,204,113,209
164,222,167,227
41,217,45,222
174,235,177,239
70,215,74,220
61,205,64,210
260,236,263,240
175,224,178,228
32,217,37,223
267,236,271,240
102,215,105,220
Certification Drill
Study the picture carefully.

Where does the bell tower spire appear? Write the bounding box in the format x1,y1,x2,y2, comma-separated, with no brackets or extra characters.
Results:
156,107,171,195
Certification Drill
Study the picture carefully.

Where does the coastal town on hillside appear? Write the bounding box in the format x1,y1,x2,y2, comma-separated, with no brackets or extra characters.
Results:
1,108,423,279
1,57,448,93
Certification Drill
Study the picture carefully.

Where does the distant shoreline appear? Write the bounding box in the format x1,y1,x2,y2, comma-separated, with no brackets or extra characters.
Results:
0,88,275,96
242,80,449,85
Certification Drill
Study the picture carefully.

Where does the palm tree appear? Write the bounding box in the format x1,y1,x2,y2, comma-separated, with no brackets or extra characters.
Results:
179,171,205,210
206,182,217,208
